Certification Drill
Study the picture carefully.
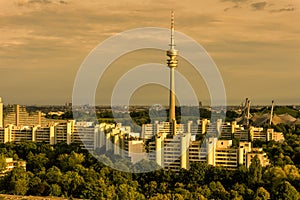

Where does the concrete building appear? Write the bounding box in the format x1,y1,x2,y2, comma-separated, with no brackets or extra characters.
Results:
246,148,269,168
189,140,207,163
267,128,285,142
219,122,233,140
188,137,268,169
233,129,249,141
142,121,186,140
205,119,223,138
4,105,39,127
124,140,147,164
213,140,239,169
149,132,191,171
186,119,208,135
0,98,3,128
102,123,147,163
54,121,73,145
250,127,265,141
33,125,55,144
250,127,285,142
1,158,26,175
4,104,66,127
72,123,101,151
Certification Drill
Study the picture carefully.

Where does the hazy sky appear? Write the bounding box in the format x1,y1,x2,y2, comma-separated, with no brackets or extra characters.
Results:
0,0,299,106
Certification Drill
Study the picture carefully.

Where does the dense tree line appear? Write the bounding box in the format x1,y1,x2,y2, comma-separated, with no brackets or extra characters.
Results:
0,125,299,199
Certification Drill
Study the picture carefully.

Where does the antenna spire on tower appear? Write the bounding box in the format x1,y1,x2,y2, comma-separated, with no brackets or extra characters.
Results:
170,10,175,50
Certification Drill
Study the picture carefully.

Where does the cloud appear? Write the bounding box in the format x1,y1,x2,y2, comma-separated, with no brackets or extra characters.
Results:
222,0,247,2
222,0,296,13
16,0,68,6
251,2,267,10
270,6,295,13
29,0,52,3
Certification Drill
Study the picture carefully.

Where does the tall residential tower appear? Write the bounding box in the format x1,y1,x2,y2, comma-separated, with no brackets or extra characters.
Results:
0,98,3,128
167,11,178,134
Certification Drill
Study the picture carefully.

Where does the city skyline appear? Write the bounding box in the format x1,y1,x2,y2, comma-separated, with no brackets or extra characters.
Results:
0,0,299,105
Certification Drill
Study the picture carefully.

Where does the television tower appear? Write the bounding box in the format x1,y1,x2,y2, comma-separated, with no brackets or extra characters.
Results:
167,11,178,126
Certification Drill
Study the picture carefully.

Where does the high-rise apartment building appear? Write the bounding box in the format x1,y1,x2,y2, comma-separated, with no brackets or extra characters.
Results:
4,104,66,127
0,97,3,128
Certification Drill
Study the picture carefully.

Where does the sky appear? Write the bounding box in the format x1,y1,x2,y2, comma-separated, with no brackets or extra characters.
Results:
0,0,299,106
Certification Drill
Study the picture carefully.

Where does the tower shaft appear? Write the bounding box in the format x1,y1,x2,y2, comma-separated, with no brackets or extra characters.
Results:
169,67,176,122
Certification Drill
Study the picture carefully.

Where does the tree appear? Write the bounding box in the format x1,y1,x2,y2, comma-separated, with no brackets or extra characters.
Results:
0,154,7,172
117,183,145,200
28,176,48,196
254,187,270,200
209,181,230,200
194,185,211,199
248,156,262,187
7,167,30,195
61,171,84,197
149,193,172,200
46,166,63,184
68,151,85,168
27,152,49,173
186,162,208,186
174,182,192,199
15,142,37,160
263,166,287,190
230,190,243,200
233,166,248,185
284,165,300,181
144,181,158,198
230,183,254,200
275,181,300,200
49,184,61,197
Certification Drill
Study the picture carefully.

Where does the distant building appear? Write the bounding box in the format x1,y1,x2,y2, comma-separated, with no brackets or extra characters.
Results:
142,119,208,142
103,123,147,163
33,125,55,144
0,97,3,128
250,127,265,141
246,148,269,168
4,104,67,127
4,104,41,127
189,137,268,169
1,158,26,175
233,129,249,141
124,140,147,164
249,126,285,142
267,128,285,142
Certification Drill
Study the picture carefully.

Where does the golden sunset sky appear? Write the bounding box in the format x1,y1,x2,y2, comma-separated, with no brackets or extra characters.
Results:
0,0,299,105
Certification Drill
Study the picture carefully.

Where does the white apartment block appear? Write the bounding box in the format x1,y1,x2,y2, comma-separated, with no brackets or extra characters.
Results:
149,131,191,171
250,127,266,141
250,126,285,142
0,121,116,152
